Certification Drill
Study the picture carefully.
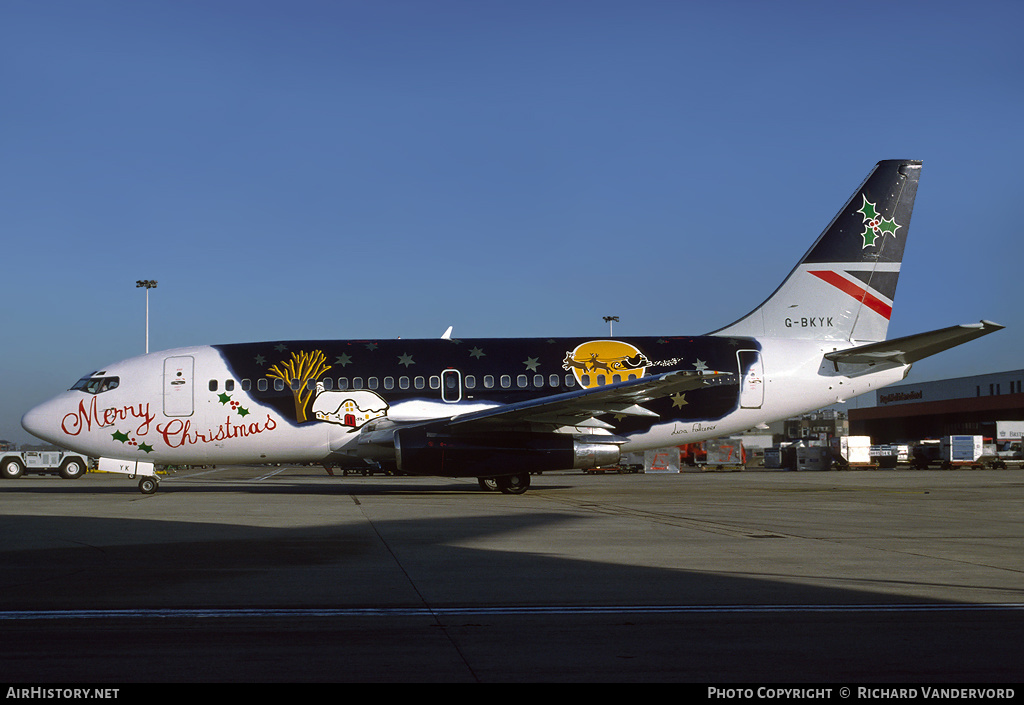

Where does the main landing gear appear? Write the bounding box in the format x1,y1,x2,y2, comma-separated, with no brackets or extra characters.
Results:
477,472,531,495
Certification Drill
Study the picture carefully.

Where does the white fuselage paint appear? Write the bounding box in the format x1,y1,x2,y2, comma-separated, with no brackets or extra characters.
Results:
21,337,909,469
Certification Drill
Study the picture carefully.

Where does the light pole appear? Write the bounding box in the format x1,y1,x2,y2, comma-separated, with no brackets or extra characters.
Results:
603,316,619,337
136,280,157,353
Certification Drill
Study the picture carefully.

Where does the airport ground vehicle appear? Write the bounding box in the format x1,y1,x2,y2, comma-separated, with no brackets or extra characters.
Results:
0,450,91,479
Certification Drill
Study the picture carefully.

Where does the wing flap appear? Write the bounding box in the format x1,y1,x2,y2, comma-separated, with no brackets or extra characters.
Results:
824,320,1004,366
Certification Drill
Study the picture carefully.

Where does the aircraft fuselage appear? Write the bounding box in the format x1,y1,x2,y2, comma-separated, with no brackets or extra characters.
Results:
24,333,908,470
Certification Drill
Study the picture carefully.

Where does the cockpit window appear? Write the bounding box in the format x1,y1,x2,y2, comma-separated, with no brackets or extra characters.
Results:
71,375,120,395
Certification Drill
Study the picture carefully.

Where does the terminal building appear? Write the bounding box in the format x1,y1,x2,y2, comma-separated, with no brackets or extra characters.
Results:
849,369,1024,443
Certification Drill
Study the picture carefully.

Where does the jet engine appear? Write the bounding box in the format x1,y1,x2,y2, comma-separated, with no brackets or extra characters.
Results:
394,424,620,478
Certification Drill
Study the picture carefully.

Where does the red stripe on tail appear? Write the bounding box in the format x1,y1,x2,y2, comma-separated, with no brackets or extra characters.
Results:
809,270,893,320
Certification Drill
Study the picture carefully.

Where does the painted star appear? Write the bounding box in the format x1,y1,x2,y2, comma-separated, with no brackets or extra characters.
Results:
693,359,708,372
398,353,415,368
274,343,288,353
365,342,378,351
671,393,688,408
334,353,352,367
523,356,540,371
469,347,485,359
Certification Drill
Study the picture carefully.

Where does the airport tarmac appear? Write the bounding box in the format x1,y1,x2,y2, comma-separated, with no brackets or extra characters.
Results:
1,466,1022,683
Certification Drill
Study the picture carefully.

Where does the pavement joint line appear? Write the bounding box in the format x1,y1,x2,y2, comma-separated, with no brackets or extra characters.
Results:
3,603,1024,620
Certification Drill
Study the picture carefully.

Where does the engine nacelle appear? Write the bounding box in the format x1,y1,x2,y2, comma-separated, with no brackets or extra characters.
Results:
394,426,620,478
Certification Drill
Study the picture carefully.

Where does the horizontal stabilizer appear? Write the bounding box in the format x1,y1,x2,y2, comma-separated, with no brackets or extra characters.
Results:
824,321,1004,366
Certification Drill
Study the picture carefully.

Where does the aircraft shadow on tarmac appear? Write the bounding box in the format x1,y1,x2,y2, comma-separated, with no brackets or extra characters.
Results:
2,501,1023,682
0,507,998,610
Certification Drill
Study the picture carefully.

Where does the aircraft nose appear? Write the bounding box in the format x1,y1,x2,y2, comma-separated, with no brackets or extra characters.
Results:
22,400,59,444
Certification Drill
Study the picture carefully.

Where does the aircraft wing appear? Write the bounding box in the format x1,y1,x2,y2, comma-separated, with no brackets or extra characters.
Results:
824,320,1004,366
448,369,736,431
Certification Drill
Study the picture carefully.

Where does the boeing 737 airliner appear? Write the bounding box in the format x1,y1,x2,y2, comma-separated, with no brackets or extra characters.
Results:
18,160,1002,493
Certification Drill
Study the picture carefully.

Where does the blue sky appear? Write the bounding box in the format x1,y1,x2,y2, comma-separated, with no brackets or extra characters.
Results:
2,0,1021,445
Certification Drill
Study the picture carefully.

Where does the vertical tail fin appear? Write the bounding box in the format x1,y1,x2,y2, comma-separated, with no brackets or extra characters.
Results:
713,159,922,342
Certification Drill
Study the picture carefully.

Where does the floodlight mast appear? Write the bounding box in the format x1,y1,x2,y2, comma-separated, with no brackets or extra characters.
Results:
136,280,157,353
603,316,619,336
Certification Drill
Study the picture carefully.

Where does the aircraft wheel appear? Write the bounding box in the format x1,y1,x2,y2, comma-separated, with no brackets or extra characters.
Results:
496,473,530,495
59,458,87,479
1,458,25,479
138,477,159,494
478,477,499,492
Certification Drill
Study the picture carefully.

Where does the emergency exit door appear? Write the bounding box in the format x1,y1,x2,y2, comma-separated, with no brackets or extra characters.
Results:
441,369,462,403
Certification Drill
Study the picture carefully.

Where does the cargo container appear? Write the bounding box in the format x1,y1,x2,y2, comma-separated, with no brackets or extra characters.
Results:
796,446,831,471
703,438,745,468
870,445,899,468
831,436,873,468
940,435,984,468
645,447,680,474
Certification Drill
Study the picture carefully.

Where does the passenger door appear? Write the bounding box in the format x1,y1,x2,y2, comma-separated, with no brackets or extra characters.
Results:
737,350,764,409
164,356,195,417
